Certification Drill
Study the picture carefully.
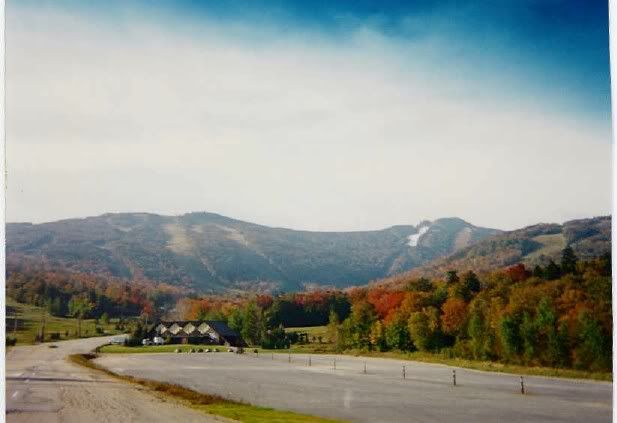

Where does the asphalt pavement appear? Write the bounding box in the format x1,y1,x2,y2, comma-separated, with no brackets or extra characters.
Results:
95,351,612,423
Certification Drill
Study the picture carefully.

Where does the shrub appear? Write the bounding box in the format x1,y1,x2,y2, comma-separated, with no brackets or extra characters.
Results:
49,332,61,340
6,337,16,346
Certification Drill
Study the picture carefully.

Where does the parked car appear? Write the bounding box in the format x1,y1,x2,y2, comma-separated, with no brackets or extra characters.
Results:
142,338,153,346
152,336,164,345
110,336,126,345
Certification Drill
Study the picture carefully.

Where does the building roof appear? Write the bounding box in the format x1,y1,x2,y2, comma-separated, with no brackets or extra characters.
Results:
156,320,243,340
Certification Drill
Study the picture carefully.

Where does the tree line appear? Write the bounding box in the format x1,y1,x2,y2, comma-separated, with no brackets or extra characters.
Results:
176,247,611,372
8,248,611,371
6,258,184,321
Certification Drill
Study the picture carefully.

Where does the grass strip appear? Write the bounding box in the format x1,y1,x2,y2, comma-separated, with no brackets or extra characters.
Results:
68,353,344,423
254,348,612,382
98,344,213,354
346,350,613,382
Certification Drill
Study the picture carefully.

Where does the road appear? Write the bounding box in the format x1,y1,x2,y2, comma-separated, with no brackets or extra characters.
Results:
96,351,612,423
6,337,219,423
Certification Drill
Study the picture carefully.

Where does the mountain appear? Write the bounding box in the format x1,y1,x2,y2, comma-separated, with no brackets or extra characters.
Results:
6,212,499,292
386,216,611,282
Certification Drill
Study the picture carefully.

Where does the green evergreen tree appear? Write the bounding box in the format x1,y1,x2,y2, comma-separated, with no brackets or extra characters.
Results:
468,309,490,360
520,312,537,364
241,302,262,346
532,265,544,278
499,314,522,360
445,270,459,285
543,260,561,280
575,311,609,370
462,271,481,294
227,308,244,333
561,246,578,274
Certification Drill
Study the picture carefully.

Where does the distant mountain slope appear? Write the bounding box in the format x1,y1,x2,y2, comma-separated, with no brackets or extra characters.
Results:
6,212,498,292
387,216,611,282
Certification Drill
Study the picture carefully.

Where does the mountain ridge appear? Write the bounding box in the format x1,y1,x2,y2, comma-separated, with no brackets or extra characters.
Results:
7,211,500,292
375,215,611,289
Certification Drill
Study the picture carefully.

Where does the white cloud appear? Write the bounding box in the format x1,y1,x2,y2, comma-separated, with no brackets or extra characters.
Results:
6,6,611,231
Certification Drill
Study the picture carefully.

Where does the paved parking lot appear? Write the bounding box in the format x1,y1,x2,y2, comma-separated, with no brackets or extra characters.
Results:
96,351,612,423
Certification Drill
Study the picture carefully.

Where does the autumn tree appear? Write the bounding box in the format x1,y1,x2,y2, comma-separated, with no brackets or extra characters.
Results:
384,311,410,351
408,311,431,351
370,320,387,351
347,300,377,349
326,309,340,345
441,298,467,337
68,295,94,338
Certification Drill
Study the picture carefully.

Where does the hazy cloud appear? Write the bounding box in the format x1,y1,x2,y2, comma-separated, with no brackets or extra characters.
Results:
7,5,611,231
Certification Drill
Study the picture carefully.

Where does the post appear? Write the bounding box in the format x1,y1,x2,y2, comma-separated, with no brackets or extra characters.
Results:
363,362,367,374
520,376,525,395
333,358,336,370
271,352,274,360
452,369,456,386
40,309,46,343
288,352,291,363
308,355,311,366
402,365,406,379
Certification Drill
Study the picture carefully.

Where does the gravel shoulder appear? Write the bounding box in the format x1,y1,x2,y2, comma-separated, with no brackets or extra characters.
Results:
6,337,220,423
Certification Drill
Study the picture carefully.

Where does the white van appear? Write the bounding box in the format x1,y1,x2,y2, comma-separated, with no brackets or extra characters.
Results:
153,336,164,345
110,336,125,345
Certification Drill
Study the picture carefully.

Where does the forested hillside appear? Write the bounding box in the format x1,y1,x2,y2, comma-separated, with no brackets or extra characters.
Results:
379,216,610,287
7,212,497,292
175,248,612,372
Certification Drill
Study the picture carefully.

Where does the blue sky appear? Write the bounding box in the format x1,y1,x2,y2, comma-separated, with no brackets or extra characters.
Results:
6,1,612,230
50,0,611,121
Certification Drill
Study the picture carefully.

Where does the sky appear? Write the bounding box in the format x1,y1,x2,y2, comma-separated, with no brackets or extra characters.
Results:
6,0,612,231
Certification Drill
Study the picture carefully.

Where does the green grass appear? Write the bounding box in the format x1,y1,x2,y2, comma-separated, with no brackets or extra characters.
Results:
341,350,612,382
287,326,328,338
198,403,342,423
69,353,344,423
99,344,226,354
6,298,123,346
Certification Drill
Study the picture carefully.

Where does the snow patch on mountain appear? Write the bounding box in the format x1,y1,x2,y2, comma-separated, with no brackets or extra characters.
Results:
407,224,430,247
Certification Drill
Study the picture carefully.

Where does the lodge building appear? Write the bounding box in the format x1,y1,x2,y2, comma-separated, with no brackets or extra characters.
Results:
152,320,246,347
